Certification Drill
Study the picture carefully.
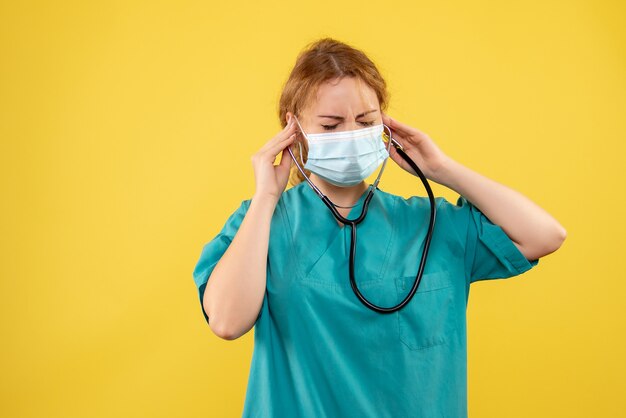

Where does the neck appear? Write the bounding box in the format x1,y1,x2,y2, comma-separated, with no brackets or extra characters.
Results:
308,174,369,206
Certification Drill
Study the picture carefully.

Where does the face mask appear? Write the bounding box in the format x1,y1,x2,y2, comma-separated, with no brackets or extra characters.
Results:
293,116,390,187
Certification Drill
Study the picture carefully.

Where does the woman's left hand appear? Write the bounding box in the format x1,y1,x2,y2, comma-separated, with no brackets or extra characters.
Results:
381,113,452,184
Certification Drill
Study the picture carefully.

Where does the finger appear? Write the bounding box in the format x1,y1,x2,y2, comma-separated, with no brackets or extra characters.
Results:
282,117,298,134
274,119,297,141
385,127,408,147
263,133,297,160
381,115,407,141
382,113,417,136
259,121,297,153
277,146,293,171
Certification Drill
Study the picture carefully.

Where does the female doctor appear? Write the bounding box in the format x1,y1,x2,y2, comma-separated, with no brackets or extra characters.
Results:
192,38,567,418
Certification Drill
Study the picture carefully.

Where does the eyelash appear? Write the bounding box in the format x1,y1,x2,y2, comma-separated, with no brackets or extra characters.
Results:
321,121,376,131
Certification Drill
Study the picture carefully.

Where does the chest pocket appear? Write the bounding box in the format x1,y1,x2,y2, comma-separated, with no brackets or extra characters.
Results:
394,270,456,350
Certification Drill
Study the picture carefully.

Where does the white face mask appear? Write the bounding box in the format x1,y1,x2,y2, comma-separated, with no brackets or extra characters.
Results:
293,116,390,187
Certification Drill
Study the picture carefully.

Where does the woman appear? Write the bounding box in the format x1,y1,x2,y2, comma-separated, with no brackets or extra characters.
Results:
192,38,566,417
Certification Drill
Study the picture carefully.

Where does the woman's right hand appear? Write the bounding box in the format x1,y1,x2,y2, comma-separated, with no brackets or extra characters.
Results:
251,115,298,202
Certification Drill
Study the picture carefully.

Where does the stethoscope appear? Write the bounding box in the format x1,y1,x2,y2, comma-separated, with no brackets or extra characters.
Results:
287,118,437,314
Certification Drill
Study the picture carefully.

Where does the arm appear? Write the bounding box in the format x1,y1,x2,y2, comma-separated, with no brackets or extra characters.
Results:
203,113,298,340
203,193,277,340
381,113,566,262
436,158,567,261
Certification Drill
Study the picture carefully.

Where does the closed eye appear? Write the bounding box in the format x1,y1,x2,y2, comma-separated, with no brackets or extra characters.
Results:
322,121,376,131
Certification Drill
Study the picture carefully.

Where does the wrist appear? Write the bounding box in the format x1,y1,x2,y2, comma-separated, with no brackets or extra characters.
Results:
252,191,280,207
433,156,463,189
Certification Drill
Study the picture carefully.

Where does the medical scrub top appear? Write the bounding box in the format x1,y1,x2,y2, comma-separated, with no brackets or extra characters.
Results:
192,180,539,418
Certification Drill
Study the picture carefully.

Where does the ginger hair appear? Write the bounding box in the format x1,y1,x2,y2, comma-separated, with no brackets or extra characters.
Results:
277,37,390,186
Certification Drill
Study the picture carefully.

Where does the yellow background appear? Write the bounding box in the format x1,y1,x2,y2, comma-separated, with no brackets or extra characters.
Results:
1,1,624,417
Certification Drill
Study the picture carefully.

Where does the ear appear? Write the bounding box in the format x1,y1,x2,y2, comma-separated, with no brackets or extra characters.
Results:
285,111,294,123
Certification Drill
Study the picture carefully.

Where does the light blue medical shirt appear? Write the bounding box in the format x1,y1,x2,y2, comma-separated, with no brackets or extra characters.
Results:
192,180,539,417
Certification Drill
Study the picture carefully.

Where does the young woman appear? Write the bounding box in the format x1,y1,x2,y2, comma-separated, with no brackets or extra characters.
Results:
193,38,566,417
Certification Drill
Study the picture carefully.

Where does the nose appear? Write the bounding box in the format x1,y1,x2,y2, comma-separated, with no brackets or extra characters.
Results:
346,120,361,130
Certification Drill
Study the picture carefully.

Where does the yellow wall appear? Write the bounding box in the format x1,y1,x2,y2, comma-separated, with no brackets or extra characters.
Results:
1,1,624,417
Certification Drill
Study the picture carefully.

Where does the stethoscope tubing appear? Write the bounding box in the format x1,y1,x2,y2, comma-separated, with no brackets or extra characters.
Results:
348,145,436,313
287,123,437,313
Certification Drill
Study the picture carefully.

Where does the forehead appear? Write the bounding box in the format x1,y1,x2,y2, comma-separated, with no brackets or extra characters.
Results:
308,77,378,113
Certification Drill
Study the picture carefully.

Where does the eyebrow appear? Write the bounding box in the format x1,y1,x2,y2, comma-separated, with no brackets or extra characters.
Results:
317,109,378,120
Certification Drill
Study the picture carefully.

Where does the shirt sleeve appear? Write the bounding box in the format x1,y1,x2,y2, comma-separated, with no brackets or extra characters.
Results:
192,198,252,324
446,195,539,284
